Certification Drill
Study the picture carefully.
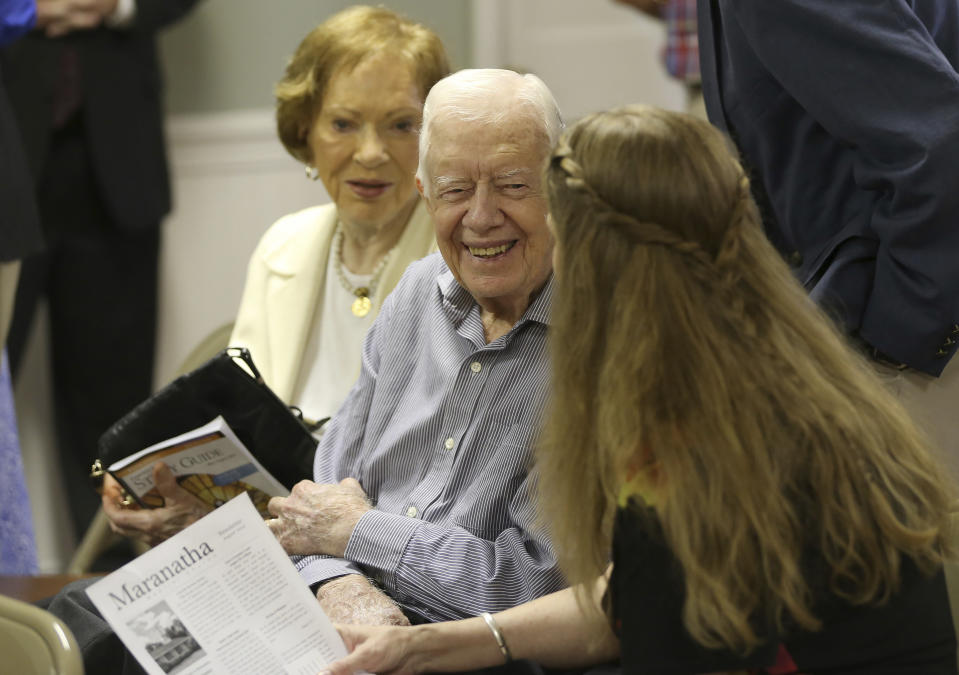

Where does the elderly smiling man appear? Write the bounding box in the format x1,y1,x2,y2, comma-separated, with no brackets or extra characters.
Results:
43,68,567,675
266,68,565,626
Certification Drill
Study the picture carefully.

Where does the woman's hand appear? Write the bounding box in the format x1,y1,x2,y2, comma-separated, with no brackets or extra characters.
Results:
323,623,425,675
101,462,213,546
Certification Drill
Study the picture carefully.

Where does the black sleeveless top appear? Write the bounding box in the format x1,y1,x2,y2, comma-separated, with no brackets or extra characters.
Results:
609,498,957,674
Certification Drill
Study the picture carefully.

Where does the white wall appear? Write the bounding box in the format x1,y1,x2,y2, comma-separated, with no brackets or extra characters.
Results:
160,0,474,115
472,0,686,120
155,110,327,384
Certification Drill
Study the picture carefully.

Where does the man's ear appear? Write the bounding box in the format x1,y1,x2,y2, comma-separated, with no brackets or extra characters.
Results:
416,177,432,212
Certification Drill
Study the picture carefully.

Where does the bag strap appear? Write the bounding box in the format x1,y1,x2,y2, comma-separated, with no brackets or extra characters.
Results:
226,346,264,383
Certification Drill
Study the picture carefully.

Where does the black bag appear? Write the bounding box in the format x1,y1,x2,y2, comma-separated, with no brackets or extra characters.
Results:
95,347,318,491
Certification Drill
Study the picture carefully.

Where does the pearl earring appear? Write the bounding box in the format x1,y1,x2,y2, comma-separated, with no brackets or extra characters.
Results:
305,165,319,181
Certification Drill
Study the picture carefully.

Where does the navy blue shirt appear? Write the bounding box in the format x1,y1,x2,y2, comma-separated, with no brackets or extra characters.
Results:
698,0,959,374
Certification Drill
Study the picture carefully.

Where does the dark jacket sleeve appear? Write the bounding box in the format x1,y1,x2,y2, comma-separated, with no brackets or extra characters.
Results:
724,0,959,373
0,64,42,262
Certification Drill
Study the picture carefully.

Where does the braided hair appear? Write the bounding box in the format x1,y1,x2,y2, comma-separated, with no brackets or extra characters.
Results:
536,105,954,653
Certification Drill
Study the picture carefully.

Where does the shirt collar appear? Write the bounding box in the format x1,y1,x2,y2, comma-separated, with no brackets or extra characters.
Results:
437,264,554,329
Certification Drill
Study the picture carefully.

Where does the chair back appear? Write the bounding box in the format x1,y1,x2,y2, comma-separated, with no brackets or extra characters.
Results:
175,322,235,377
0,593,84,674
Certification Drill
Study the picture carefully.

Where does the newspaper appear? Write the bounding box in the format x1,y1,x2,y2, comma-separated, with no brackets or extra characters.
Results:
108,416,289,518
86,492,349,675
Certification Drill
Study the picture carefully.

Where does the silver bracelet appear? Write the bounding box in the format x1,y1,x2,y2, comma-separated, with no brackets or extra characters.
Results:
481,612,512,663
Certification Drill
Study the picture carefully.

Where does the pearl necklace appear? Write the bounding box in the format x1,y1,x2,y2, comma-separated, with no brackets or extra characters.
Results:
333,223,394,317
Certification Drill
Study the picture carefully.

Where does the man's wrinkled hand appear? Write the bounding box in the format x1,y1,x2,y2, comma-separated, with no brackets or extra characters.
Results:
102,462,213,547
315,575,409,627
35,0,120,37
265,478,371,557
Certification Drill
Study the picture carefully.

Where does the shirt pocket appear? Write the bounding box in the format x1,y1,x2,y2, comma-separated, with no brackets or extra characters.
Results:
449,423,537,540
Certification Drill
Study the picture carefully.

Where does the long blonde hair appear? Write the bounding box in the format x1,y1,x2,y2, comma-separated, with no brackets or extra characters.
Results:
537,105,955,652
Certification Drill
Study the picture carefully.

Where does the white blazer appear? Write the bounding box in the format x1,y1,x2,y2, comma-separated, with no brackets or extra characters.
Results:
229,200,437,402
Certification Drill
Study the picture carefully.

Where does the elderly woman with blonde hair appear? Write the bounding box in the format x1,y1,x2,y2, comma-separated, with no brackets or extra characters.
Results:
323,106,957,674
101,6,448,550
235,5,448,424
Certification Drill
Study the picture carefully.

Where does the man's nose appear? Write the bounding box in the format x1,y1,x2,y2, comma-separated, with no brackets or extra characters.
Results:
354,126,388,168
463,185,504,231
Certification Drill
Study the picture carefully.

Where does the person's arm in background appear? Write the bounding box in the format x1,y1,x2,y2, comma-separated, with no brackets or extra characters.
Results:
33,0,200,37
325,574,619,675
0,0,36,46
725,0,959,374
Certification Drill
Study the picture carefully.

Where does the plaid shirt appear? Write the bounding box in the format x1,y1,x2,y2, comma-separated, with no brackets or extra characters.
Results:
661,0,701,84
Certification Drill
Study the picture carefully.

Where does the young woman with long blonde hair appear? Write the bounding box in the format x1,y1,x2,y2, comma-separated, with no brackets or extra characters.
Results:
324,106,957,674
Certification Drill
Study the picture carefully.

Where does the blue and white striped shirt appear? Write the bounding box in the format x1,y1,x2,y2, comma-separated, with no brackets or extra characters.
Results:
296,252,565,621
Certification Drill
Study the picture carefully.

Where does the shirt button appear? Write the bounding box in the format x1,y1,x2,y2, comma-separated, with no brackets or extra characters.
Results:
444,437,455,450
470,361,482,373
406,506,418,518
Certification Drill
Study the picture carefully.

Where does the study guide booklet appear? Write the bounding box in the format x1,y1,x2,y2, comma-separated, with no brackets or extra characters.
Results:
107,416,289,518
86,492,350,675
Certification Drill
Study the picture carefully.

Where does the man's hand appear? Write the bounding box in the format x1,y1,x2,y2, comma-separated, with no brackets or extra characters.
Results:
35,0,120,37
102,462,213,546
265,478,371,557
315,575,410,626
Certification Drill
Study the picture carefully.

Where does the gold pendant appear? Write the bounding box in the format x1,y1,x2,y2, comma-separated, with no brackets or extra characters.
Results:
352,295,372,317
